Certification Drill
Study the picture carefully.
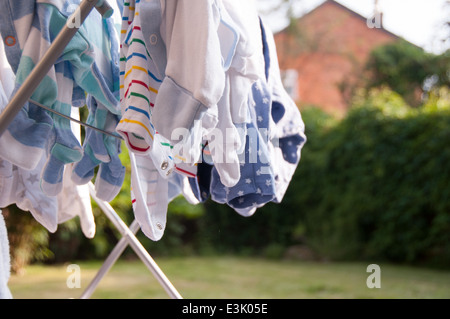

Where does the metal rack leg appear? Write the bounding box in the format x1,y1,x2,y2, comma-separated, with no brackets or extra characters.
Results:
79,219,140,299
87,183,183,300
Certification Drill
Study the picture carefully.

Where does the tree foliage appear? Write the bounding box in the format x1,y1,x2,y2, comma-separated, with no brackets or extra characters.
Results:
365,40,450,107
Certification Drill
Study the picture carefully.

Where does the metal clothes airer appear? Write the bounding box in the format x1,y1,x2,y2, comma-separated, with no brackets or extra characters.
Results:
0,0,182,300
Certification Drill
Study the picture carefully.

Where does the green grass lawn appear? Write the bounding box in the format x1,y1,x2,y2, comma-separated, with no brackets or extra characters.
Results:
8,256,450,299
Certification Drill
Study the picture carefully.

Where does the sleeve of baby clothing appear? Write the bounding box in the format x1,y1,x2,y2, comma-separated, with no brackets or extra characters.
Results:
221,0,265,126
149,0,226,144
204,0,265,189
115,0,175,179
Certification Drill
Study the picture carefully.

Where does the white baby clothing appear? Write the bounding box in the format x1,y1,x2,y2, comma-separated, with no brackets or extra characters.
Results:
0,209,12,299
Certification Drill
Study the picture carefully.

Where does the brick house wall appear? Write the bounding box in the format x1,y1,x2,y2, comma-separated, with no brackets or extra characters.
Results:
274,0,400,115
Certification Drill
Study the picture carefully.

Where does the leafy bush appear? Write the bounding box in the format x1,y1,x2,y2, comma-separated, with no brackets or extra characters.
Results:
3,205,51,273
292,89,450,266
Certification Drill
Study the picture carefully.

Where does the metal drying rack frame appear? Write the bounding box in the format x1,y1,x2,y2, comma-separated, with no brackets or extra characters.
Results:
0,0,182,300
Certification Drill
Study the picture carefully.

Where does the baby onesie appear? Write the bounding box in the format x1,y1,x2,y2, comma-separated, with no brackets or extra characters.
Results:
0,0,122,199
0,73,95,235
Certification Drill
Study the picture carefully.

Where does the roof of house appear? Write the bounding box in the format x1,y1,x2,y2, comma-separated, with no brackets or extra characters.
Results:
277,0,403,41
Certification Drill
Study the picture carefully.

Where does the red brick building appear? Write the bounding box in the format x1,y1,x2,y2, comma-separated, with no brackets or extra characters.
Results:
274,0,402,115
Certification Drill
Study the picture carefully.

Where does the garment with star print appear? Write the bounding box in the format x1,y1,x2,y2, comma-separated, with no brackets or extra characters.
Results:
210,78,276,217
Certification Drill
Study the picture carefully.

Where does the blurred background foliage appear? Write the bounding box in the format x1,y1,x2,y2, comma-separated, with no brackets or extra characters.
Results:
3,41,450,272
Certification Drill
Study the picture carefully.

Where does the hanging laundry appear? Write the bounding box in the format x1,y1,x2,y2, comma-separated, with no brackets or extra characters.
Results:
116,0,172,240
0,24,96,237
210,79,276,217
116,0,235,240
0,0,308,243
194,17,306,217
149,0,228,148
0,0,124,201
114,0,307,240
0,121,96,237
202,0,267,189
116,0,174,174
0,40,58,232
72,97,125,202
221,0,266,128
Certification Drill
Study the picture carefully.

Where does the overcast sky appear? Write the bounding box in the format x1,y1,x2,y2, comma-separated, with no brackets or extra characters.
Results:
258,0,449,54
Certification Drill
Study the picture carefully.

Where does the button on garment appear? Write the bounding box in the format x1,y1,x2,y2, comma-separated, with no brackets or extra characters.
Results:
4,36,15,47
149,33,158,45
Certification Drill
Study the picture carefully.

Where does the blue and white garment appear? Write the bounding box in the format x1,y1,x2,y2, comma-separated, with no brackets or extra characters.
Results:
72,96,125,202
0,50,95,236
261,18,306,203
0,0,124,200
202,0,265,189
210,78,276,217
208,18,306,216
0,38,58,232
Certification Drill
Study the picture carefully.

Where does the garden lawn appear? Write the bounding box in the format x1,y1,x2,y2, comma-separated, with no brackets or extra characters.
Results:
8,256,450,299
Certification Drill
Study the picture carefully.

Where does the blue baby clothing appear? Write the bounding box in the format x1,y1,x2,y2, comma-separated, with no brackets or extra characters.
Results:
0,0,122,199
210,79,276,217
72,96,125,202
208,17,306,216
0,93,95,237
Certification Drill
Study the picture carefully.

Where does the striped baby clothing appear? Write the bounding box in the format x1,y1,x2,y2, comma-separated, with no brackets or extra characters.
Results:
116,0,174,173
117,0,235,240
116,0,230,170
116,0,173,240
